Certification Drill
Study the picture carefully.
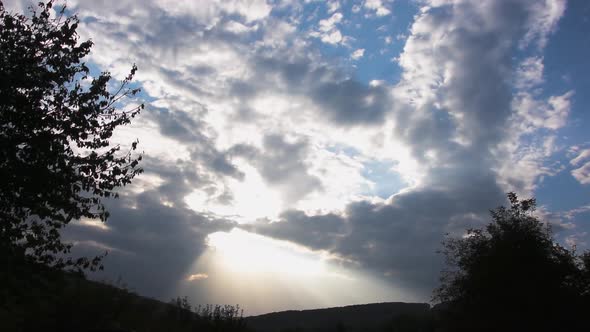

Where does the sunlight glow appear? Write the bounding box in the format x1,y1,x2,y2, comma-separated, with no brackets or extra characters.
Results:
185,164,283,222
179,229,415,315
186,273,209,281
78,217,110,230
206,229,325,276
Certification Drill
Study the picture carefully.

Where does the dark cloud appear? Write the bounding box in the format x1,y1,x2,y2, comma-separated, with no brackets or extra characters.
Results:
243,210,346,251
65,158,236,299
148,107,245,180
310,79,390,125
152,107,206,143
246,184,506,297
251,56,392,126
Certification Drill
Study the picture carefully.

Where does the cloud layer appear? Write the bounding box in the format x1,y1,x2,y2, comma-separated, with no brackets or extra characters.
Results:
5,0,585,307
247,0,573,296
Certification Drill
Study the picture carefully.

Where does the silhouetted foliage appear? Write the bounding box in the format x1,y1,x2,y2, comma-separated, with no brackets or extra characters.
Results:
0,261,249,332
433,192,590,332
383,313,434,332
164,297,248,332
0,0,143,271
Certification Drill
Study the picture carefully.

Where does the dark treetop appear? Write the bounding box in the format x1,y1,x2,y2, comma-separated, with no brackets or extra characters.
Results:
434,193,590,332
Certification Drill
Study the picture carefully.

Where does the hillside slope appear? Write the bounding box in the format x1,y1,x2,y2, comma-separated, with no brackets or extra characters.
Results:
245,302,432,332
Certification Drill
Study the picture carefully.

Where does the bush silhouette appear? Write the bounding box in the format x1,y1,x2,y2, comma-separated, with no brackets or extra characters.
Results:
434,192,590,332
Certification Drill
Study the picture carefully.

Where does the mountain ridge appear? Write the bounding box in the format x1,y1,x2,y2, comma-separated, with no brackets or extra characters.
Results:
245,302,432,332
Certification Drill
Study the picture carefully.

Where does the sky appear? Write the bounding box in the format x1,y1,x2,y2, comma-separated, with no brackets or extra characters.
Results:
5,0,590,315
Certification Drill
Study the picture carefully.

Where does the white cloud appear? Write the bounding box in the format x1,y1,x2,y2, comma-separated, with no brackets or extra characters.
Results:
512,91,573,132
562,205,590,220
364,0,392,17
224,20,258,34
321,29,343,44
297,147,377,214
319,12,343,32
260,19,297,48
515,56,544,90
311,12,345,45
500,85,573,194
571,149,590,185
326,0,340,14
571,149,590,166
155,0,272,24
572,162,590,185
495,2,574,195
351,48,365,60
522,0,567,49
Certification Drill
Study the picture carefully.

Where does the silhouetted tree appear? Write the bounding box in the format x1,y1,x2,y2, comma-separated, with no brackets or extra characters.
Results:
433,192,589,332
0,1,143,271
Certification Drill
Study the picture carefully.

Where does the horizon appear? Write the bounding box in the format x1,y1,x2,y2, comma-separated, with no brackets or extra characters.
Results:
4,0,590,316
243,300,430,317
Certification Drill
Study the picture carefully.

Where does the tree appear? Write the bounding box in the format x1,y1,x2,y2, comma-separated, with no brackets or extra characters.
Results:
433,193,589,332
0,1,143,271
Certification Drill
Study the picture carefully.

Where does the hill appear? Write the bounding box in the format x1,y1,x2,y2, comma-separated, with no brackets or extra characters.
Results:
4,258,433,331
245,302,432,332
2,259,246,332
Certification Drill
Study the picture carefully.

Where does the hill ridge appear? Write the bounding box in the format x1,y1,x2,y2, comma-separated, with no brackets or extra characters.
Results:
245,301,431,332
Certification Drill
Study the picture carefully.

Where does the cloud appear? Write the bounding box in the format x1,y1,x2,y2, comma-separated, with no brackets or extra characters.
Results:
561,204,590,221
364,0,392,17
187,273,209,281
514,56,544,90
534,204,590,250
152,0,272,25
319,12,343,32
351,48,365,60
326,0,340,14
521,0,567,49
224,20,258,34
246,0,572,296
247,183,504,295
250,56,393,126
229,134,323,204
570,148,590,185
61,0,396,221
572,162,590,185
310,12,345,45
570,148,590,166
3,0,575,304
566,232,588,248
512,91,573,132
64,158,235,298
320,29,343,44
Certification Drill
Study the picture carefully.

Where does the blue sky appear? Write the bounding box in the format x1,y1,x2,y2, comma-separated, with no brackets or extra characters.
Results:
535,0,590,208
530,0,590,243
6,0,590,315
